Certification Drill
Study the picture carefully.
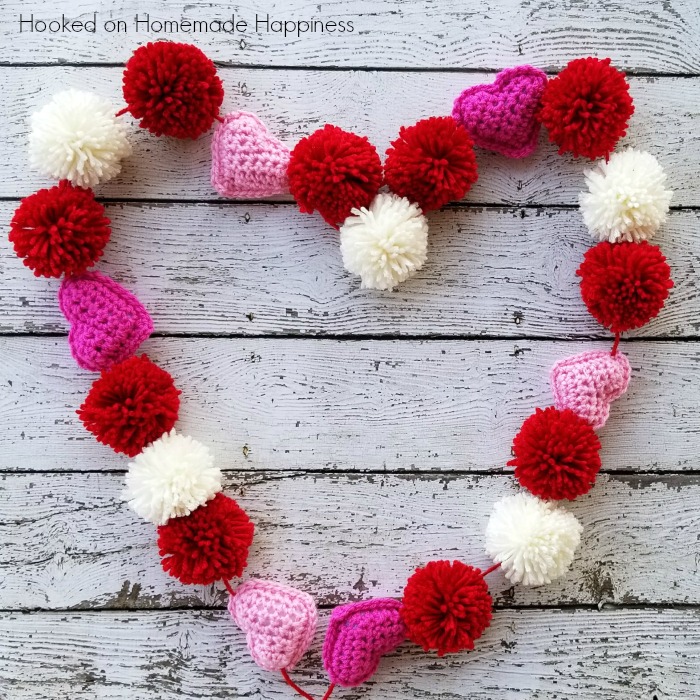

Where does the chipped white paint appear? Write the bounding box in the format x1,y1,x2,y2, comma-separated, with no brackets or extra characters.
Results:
1,1,699,697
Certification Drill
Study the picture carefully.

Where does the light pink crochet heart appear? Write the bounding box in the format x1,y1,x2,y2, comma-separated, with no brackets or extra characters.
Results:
58,271,153,372
322,598,406,687
229,579,317,672
211,111,290,198
452,66,548,158
550,350,631,430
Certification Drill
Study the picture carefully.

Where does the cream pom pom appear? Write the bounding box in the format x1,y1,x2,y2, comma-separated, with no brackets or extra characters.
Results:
124,430,222,525
579,148,673,243
29,89,132,188
339,193,428,290
485,492,582,586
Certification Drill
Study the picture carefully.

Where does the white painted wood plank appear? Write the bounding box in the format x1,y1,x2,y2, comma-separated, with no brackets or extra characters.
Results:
1,205,697,337
1,472,698,610
0,607,697,699
1,338,698,473
1,0,699,71
1,68,698,204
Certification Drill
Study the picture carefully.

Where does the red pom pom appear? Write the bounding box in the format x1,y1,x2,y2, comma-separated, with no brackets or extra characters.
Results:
287,125,383,228
577,241,673,334
384,116,478,211
509,407,601,500
157,493,254,586
538,57,634,160
78,355,180,457
121,41,224,139
9,181,110,278
401,560,492,656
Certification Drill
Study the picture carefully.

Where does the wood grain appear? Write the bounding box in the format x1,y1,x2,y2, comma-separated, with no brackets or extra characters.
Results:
1,204,697,337
1,0,699,71
2,337,698,473
1,607,697,699
1,471,698,610
1,68,698,204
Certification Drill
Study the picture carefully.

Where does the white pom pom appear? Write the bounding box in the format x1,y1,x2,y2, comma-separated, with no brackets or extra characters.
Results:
485,493,582,586
29,89,132,188
339,193,428,290
124,431,222,525
579,148,673,243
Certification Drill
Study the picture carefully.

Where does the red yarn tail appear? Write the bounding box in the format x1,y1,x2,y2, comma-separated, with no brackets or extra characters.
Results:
223,579,237,596
115,107,129,118
481,562,501,577
610,333,621,356
215,113,225,123
321,683,336,700
281,669,316,700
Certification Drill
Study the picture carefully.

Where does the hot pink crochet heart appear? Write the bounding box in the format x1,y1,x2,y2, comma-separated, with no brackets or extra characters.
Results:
58,271,153,372
211,111,290,198
229,579,317,672
322,598,406,688
550,350,631,430
452,66,548,158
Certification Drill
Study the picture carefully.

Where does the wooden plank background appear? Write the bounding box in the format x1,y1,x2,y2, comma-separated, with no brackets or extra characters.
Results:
0,1,699,698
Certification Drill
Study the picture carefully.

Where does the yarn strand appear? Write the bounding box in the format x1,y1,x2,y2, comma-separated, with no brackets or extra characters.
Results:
321,683,336,700
481,562,502,577
611,333,621,356
223,579,237,596
280,669,316,700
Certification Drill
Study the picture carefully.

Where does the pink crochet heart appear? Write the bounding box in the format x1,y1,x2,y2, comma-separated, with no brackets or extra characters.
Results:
229,579,317,672
211,111,290,198
58,271,153,372
550,350,631,430
452,66,548,158
322,598,406,688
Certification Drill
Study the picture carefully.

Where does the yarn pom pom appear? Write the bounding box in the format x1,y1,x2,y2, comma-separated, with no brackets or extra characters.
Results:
509,407,602,500
120,41,224,139
485,493,583,586
401,560,492,656
9,181,111,278
78,355,180,457
538,57,634,160
287,124,383,228
580,149,673,243
29,89,131,188
384,116,478,211
339,193,429,290
157,492,254,586
124,430,221,525
577,241,673,333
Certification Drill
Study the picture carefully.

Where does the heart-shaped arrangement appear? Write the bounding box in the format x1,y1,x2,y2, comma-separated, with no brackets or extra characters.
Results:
322,599,407,687
11,40,677,700
58,271,152,371
452,65,548,158
229,579,318,672
551,350,632,429
211,111,290,198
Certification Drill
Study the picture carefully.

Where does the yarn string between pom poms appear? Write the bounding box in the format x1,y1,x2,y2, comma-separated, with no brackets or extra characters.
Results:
280,669,335,700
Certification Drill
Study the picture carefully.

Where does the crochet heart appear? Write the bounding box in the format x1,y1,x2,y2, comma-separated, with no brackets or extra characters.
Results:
550,350,631,429
228,579,318,672
211,111,290,198
452,66,548,158
323,598,407,687
58,271,153,372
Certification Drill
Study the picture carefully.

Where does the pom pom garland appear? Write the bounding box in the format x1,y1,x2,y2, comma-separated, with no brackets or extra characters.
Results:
9,181,111,278
287,124,383,228
580,149,673,243
78,355,180,457
509,407,602,501
120,41,224,139
157,492,254,585
384,116,478,211
124,430,221,525
401,560,493,656
577,241,673,334
485,493,583,586
339,193,429,290
29,89,132,188
538,57,634,160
